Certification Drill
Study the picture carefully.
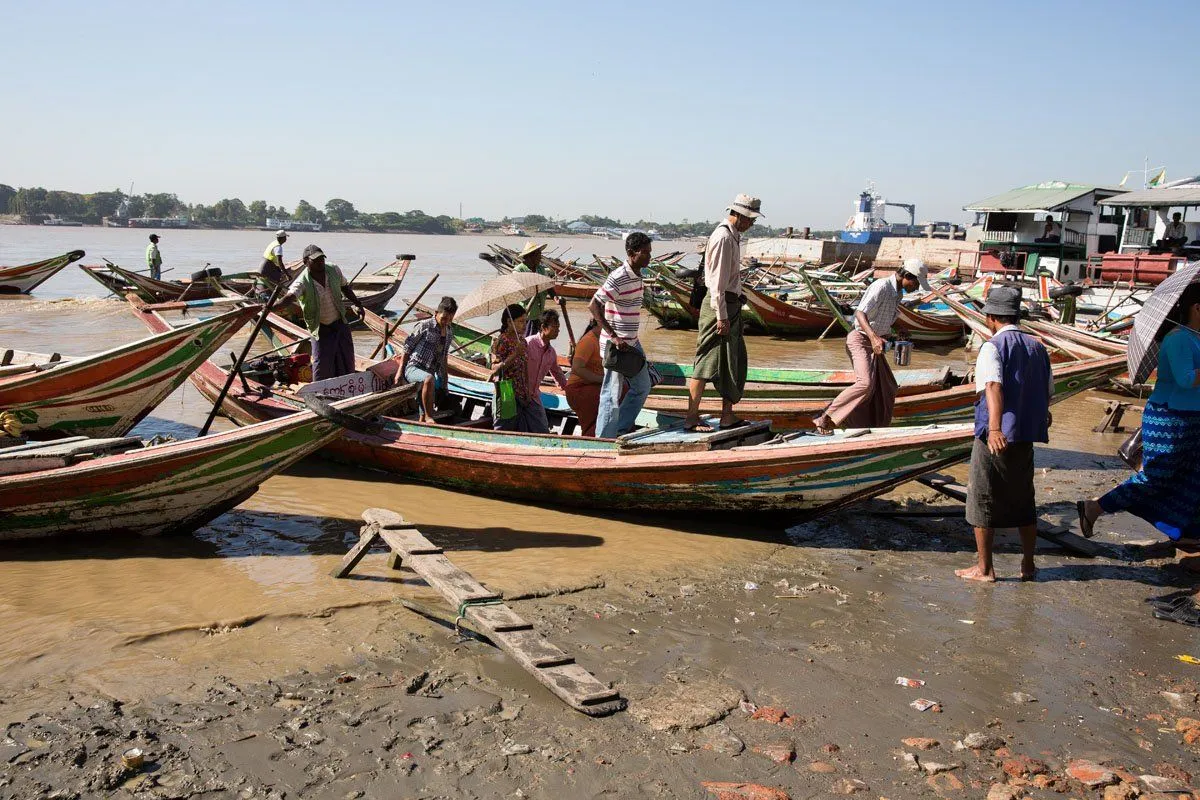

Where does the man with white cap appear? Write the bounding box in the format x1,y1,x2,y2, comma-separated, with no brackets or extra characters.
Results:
258,229,289,291
812,261,923,434
681,194,763,432
514,240,552,335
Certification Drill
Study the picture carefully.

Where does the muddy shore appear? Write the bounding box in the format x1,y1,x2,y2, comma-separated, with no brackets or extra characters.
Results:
5,447,1200,799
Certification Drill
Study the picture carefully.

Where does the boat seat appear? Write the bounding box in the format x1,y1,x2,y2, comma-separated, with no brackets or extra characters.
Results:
617,419,773,454
0,436,144,476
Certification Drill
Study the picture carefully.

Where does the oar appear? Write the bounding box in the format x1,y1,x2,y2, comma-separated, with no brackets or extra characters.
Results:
368,273,439,360
347,261,369,285
557,295,577,356
199,282,285,437
449,327,500,356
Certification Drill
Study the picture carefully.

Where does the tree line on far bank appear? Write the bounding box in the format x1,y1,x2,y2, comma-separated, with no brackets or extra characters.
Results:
0,184,799,238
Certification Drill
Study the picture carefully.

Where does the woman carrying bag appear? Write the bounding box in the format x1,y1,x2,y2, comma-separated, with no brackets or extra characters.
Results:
489,304,535,432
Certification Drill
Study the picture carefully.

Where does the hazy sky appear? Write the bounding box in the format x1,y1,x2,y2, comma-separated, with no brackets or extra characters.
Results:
3,0,1196,228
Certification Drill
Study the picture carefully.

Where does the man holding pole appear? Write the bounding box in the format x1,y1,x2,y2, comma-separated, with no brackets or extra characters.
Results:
279,245,366,380
681,194,763,433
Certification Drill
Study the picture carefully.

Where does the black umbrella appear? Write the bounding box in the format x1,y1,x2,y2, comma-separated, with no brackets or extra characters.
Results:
1128,259,1200,385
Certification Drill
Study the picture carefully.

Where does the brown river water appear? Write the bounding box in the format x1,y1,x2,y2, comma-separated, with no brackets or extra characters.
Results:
0,226,1136,707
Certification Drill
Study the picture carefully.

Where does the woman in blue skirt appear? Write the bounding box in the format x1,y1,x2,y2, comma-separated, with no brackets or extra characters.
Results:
1079,283,1200,555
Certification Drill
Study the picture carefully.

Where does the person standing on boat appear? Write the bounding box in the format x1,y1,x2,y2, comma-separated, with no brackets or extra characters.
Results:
812,264,921,434
523,309,569,434
145,234,163,281
590,231,653,438
956,286,1052,582
680,194,763,433
400,295,458,424
259,229,289,293
280,244,366,381
566,320,604,436
514,241,554,335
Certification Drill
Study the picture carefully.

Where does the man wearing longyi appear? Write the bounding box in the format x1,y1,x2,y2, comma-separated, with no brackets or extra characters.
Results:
681,193,763,433
279,244,366,381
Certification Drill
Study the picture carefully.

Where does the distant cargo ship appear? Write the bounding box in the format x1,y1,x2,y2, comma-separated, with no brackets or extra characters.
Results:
42,216,84,227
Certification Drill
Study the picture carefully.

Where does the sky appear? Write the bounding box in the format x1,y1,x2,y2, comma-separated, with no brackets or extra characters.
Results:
3,0,1197,229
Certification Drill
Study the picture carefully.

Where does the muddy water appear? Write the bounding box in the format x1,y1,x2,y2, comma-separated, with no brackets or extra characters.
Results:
0,227,1132,709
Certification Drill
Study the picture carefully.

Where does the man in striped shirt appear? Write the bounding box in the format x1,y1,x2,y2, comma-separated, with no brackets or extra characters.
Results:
589,232,653,438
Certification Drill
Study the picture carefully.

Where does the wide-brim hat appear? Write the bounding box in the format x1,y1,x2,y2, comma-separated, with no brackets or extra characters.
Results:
903,257,931,291
728,193,764,219
517,241,548,259
981,285,1023,317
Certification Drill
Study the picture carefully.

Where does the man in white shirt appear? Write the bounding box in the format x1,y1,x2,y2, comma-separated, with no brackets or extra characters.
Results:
813,264,921,434
681,193,763,433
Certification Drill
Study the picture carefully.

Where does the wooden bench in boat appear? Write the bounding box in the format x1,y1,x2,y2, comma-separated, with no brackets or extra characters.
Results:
0,436,143,476
333,508,625,717
617,418,773,454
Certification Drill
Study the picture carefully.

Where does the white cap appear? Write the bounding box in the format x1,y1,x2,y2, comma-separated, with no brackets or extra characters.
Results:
275,229,288,238
904,257,930,291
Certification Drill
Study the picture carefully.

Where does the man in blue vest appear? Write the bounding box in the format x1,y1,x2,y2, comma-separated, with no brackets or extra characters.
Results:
279,245,366,381
957,285,1053,583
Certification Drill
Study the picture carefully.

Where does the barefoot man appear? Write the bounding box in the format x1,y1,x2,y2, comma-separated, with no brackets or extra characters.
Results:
956,285,1053,582
400,295,458,424
681,194,763,432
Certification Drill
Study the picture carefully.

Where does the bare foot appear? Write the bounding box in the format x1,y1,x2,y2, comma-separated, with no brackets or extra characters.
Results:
1020,567,1038,582
682,418,714,433
954,565,996,582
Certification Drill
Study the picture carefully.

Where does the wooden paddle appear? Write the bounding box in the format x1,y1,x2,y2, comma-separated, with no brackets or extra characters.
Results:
199,283,285,436
557,295,577,357
368,273,439,360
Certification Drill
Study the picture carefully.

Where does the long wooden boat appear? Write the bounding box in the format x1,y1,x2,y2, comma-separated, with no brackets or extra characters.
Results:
0,250,85,294
742,286,837,335
134,303,975,516
0,385,412,541
638,354,1128,431
0,304,260,437
80,261,221,302
894,303,965,344
364,310,966,401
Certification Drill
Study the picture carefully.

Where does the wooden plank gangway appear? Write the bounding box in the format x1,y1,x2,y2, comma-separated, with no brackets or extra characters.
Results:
333,508,626,717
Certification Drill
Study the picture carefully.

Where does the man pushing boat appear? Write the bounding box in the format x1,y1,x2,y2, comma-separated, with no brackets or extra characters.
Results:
681,194,763,433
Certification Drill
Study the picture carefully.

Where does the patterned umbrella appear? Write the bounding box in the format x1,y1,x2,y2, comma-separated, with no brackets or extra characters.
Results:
456,272,555,321
1128,259,1200,384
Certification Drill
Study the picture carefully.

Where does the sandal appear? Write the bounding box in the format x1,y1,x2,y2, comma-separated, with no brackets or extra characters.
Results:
720,418,748,431
1153,603,1200,627
684,422,715,433
1077,500,1096,539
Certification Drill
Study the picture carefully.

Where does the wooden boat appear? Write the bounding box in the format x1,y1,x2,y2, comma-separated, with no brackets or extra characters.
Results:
134,303,976,516
0,385,412,541
80,261,222,302
0,304,260,437
0,250,85,294
365,310,966,402
892,303,965,344
742,286,837,335
638,353,1128,431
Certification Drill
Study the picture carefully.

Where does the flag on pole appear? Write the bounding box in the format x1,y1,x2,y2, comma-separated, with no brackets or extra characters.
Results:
1148,169,1166,187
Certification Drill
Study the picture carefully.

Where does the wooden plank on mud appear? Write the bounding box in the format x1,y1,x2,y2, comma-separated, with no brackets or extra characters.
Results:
917,473,1103,558
336,507,625,716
